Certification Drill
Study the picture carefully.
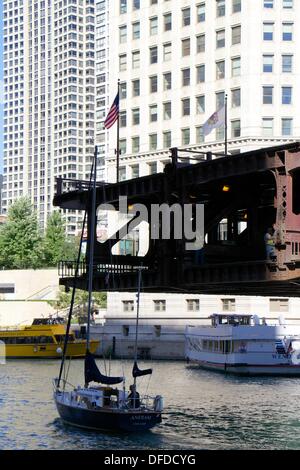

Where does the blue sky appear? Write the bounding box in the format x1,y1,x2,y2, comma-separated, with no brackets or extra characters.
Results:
0,0,3,173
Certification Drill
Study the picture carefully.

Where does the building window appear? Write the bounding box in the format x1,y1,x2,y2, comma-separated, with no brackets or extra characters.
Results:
182,98,190,116
164,13,172,31
120,110,127,127
120,139,127,155
132,108,140,126
132,136,140,153
232,0,241,13
216,0,225,17
196,95,205,114
163,72,172,90
282,55,292,73
150,75,158,93
163,131,172,148
182,38,191,56
150,16,158,35
154,300,166,312
149,161,157,174
132,79,140,97
119,54,127,71
163,101,172,120
196,34,205,53
216,60,225,79
263,86,273,104
196,64,205,83
216,91,225,109
149,104,158,122
283,0,293,8
263,23,274,41
216,29,225,48
216,126,225,140
182,7,191,26
282,86,292,105
149,134,158,150
132,22,140,40
231,56,241,76
187,299,200,311
269,298,289,312
196,126,204,143
131,164,139,178
282,23,293,41
231,88,241,108
132,50,140,69
182,128,190,145
264,0,273,7
123,300,134,312
119,25,127,43
231,120,241,137
119,167,126,181
120,82,127,99
262,118,274,136
163,42,172,61
150,46,158,64
120,0,127,14
182,68,190,86
197,3,205,22
282,118,292,136
263,55,273,73
133,0,140,11
222,298,236,311
232,25,241,45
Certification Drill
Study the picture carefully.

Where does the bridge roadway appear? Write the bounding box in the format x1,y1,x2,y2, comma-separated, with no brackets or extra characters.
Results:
54,142,300,297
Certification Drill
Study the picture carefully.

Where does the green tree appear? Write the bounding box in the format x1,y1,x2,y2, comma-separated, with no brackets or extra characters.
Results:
42,211,66,266
48,287,107,320
0,197,43,269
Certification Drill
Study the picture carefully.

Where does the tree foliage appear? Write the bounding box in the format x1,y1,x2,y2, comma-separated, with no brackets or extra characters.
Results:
48,287,107,318
0,197,43,269
0,198,79,269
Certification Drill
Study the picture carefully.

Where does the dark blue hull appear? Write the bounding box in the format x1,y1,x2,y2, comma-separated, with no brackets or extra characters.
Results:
55,400,162,432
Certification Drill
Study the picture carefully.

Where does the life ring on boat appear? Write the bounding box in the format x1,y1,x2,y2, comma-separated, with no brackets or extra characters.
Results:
56,347,63,354
291,349,300,365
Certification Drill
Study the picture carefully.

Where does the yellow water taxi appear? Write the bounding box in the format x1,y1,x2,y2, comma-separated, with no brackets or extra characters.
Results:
0,318,99,358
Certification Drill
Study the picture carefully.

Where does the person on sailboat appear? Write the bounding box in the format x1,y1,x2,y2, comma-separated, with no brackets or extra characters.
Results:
128,384,140,409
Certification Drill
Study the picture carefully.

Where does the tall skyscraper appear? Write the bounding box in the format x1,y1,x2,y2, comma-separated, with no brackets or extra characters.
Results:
2,0,96,234
105,0,299,183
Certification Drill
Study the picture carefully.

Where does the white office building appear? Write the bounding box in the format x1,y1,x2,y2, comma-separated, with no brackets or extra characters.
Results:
106,0,299,182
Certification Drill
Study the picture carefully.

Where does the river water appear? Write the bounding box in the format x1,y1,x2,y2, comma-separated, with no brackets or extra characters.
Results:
1,358,300,450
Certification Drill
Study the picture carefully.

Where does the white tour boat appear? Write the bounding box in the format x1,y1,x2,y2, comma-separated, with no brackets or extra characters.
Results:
185,314,300,375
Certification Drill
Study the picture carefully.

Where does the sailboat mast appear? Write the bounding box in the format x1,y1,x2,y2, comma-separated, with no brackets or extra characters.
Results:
86,145,98,351
133,267,142,388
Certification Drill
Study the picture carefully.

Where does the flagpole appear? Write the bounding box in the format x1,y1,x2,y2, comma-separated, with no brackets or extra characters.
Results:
225,94,228,157
116,79,120,183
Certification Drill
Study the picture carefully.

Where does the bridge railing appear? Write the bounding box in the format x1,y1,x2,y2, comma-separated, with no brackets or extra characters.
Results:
55,177,108,196
58,261,149,278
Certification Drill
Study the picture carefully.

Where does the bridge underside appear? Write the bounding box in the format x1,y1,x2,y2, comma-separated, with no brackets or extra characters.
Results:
55,143,300,297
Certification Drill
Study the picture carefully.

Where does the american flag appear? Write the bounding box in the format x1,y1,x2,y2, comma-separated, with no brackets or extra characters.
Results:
104,92,119,129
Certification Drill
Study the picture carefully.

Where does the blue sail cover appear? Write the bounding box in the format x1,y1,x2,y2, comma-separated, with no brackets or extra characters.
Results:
84,350,123,385
132,361,152,378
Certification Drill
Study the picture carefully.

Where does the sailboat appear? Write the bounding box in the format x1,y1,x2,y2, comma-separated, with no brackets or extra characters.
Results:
53,147,163,432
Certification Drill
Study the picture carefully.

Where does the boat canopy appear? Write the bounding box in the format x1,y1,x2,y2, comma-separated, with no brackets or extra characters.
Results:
84,350,123,385
32,318,65,325
132,361,152,378
211,314,253,326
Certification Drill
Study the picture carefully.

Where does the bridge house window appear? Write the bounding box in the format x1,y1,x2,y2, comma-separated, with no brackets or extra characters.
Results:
123,300,134,312
222,298,236,311
269,298,289,312
187,299,200,311
154,300,166,312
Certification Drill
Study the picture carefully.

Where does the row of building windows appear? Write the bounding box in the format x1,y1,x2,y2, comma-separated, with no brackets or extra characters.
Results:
120,0,242,17
122,298,290,312
119,30,241,70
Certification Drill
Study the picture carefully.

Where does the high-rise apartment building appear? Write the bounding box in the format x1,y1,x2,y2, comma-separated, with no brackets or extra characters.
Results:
106,0,299,182
2,0,97,234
